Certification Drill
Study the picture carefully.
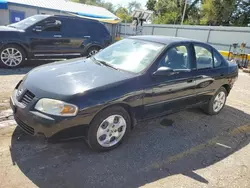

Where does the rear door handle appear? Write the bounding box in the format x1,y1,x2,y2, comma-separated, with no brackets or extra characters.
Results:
54,35,62,38
195,75,207,79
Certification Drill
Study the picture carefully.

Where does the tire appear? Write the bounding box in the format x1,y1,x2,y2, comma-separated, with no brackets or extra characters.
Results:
202,87,227,115
87,106,131,151
86,46,101,57
0,44,26,68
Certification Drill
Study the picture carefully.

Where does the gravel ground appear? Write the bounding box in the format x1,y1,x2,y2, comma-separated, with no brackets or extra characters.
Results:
0,68,27,110
0,67,250,188
0,60,57,110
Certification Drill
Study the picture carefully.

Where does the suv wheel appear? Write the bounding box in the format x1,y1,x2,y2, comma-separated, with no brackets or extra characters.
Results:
202,87,227,115
0,44,25,68
86,46,101,57
87,106,131,151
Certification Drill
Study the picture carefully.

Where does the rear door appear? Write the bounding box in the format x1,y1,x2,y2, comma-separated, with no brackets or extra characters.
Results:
192,43,228,103
143,42,197,119
58,18,90,55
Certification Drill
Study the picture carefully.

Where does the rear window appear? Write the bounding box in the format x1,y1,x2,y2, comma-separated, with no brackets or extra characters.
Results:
62,18,88,35
86,22,110,36
213,50,224,67
100,23,110,36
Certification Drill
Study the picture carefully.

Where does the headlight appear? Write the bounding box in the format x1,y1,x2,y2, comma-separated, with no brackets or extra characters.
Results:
35,98,78,116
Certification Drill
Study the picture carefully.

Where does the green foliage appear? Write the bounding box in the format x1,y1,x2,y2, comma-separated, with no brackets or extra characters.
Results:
146,0,250,26
151,0,201,25
154,11,179,24
231,0,250,26
128,1,141,13
146,0,156,12
115,7,133,23
73,0,114,13
201,0,236,25
101,2,115,13
73,0,142,22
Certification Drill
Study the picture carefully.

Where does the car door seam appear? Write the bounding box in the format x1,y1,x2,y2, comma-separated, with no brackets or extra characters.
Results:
145,93,197,107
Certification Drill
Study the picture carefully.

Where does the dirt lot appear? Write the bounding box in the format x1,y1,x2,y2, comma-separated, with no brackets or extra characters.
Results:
0,64,250,188
0,60,53,110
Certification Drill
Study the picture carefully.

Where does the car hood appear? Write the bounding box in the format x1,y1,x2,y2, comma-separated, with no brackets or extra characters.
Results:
22,58,135,98
0,26,23,32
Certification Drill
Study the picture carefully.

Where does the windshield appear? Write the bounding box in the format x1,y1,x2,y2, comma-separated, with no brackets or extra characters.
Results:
94,39,165,73
8,15,49,30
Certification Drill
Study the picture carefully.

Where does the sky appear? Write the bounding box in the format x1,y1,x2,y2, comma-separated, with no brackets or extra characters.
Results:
104,0,148,8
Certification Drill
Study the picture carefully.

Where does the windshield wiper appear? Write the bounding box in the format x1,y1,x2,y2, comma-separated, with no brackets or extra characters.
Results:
90,56,102,66
91,57,118,70
8,25,16,28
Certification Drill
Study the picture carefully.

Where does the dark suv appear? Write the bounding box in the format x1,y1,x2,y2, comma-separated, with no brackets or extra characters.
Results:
0,15,112,68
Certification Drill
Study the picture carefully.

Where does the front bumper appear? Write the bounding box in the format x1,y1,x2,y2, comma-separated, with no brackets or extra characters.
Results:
10,89,92,138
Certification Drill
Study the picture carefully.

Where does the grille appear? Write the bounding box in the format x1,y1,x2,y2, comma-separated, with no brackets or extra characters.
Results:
15,116,35,135
20,90,35,106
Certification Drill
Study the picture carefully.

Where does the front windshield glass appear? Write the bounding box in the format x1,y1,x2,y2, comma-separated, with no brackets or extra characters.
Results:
94,39,165,73
8,15,49,30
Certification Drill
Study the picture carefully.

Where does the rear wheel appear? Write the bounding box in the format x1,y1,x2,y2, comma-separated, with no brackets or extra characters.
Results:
0,44,25,68
86,46,101,57
202,87,227,115
87,106,131,151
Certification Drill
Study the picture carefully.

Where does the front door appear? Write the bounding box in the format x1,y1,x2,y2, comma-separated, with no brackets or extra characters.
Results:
28,17,66,56
143,43,197,119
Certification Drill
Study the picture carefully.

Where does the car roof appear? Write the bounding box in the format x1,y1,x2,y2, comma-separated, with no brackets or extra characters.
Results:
129,35,201,45
51,14,100,23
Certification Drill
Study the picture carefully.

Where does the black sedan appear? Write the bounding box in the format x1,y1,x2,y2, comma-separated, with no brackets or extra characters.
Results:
10,36,238,151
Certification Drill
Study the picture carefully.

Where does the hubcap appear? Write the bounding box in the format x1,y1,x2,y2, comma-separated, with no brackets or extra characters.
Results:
1,48,23,67
97,115,127,147
89,49,98,56
213,91,226,112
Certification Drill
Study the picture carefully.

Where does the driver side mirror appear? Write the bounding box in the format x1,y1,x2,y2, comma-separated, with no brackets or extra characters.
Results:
153,67,175,76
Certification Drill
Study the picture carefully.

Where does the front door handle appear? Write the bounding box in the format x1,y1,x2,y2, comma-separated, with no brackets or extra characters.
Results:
54,35,62,38
187,79,194,83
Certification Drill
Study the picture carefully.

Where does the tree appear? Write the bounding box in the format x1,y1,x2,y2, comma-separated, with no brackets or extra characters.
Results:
149,0,201,24
115,7,132,22
153,0,183,24
185,0,200,17
153,11,179,24
101,2,115,13
231,0,250,26
73,0,115,13
146,0,156,12
73,0,99,6
128,1,141,14
201,0,236,25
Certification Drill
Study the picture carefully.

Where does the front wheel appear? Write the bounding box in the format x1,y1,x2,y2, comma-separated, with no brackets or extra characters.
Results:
0,44,25,68
87,106,131,151
202,87,227,115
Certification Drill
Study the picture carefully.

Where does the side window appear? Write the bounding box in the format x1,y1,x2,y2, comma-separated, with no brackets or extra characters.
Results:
158,45,190,70
36,18,62,32
194,45,213,69
64,19,88,35
213,50,223,67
